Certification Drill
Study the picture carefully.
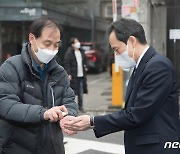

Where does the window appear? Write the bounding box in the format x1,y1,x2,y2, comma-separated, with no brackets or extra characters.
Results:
104,3,121,18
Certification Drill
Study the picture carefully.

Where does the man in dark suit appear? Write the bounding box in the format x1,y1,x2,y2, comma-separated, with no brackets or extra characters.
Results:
60,18,180,154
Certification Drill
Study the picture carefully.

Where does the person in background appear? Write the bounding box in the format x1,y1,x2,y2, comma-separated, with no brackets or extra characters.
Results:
64,37,88,112
61,18,180,154
0,17,78,154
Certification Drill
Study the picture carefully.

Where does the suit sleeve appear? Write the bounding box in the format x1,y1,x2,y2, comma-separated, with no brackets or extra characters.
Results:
0,61,46,125
93,61,174,137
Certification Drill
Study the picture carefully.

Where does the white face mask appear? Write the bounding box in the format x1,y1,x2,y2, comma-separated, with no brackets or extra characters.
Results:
74,42,81,49
115,42,136,69
34,40,58,64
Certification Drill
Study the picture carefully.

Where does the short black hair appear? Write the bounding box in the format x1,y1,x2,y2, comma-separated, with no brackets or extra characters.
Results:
69,37,78,46
107,18,147,44
29,16,63,39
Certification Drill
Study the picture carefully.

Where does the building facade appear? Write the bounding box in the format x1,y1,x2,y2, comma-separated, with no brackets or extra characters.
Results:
0,0,110,64
0,0,180,90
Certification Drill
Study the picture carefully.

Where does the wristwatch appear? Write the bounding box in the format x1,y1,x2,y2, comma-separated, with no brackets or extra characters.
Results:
90,115,95,129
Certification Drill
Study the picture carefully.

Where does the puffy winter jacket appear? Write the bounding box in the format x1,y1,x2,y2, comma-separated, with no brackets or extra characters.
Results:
64,47,88,95
0,43,78,154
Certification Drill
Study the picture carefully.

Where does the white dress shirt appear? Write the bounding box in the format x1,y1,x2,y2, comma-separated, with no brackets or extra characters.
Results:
136,45,149,68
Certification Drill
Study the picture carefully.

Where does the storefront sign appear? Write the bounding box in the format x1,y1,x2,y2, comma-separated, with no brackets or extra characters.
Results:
20,8,36,16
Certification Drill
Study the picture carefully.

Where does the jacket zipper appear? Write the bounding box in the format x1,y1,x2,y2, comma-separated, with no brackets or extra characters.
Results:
49,84,55,107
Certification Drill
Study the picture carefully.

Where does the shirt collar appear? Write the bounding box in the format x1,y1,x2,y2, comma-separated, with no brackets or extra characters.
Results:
33,58,48,72
136,45,149,68
31,55,48,80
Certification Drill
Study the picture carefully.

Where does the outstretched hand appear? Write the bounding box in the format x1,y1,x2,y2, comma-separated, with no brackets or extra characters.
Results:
60,115,91,131
60,116,78,136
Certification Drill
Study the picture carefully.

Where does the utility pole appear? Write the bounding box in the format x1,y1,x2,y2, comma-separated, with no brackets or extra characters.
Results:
110,0,123,109
112,0,119,73
0,23,2,64
89,0,95,42
112,0,117,22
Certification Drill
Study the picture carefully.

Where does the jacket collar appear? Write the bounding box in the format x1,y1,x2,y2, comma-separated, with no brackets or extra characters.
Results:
21,43,59,78
139,46,155,64
133,46,155,82
125,46,156,104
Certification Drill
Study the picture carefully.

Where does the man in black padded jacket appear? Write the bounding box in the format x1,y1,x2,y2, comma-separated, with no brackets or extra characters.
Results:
0,17,78,154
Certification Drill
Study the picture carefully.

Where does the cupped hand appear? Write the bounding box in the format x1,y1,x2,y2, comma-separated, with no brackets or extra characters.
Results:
44,105,68,122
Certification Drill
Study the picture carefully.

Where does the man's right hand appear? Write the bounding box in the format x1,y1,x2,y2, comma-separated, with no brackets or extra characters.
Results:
44,105,68,122
60,115,91,131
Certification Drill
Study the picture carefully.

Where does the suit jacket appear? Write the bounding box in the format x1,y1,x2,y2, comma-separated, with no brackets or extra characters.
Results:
94,47,180,154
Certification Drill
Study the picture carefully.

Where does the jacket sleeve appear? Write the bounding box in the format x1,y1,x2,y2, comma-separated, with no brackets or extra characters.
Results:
0,61,46,125
81,49,87,69
62,74,78,116
93,61,174,138
64,50,71,75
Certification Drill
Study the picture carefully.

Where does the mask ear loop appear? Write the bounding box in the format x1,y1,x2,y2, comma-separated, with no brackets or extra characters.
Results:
33,37,40,54
126,41,129,53
133,47,135,59
127,37,135,59
34,38,39,49
32,45,36,53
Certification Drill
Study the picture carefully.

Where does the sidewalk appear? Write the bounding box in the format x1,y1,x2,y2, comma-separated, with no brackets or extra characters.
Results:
65,72,125,153
64,137,124,154
81,71,180,116
82,71,121,116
